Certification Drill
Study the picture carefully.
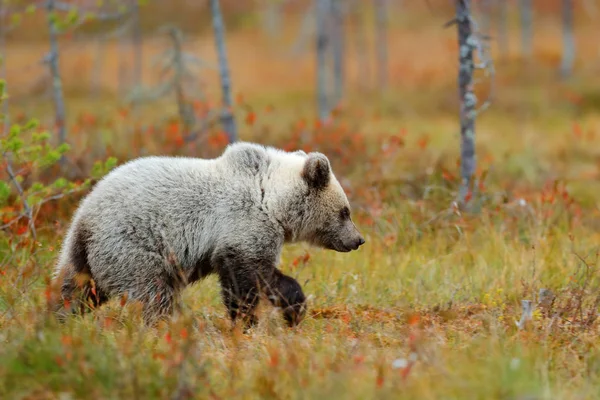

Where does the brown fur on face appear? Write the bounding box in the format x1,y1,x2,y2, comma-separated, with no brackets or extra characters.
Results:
300,153,365,252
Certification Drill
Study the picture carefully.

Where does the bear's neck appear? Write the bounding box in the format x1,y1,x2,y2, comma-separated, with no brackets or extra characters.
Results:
261,163,306,245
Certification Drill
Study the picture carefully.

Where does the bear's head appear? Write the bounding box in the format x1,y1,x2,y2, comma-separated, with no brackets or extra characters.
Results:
296,152,365,253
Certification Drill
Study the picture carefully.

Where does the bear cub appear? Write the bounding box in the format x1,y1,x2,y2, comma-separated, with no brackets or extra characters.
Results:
51,142,364,328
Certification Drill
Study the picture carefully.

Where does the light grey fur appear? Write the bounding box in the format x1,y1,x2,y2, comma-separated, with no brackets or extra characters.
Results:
52,141,364,325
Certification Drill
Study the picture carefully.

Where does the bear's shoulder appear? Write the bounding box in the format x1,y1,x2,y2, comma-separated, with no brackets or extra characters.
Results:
221,142,273,174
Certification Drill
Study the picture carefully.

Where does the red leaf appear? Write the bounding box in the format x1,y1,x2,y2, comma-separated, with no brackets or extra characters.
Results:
245,111,256,126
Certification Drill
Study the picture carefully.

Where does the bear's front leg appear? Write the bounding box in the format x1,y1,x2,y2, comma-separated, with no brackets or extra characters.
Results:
267,269,307,327
217,266,262,330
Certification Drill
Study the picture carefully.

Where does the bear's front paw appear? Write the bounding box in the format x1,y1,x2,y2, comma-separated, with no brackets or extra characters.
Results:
282,302,307,327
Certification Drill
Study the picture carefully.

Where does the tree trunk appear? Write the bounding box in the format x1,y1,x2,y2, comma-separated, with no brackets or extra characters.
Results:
560,0,575,78
456,0,476,205
316,0,331,122
374,0,388,89
210,0,237,143
519,0,533,60
169,27,195,134
45,0,67,146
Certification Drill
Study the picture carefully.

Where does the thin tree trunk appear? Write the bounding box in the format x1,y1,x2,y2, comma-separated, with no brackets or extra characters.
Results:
497,0,508,59
519,0,533,60
45,0,67,146
168,27,195,134
316,0,330,122
456,0,476,204
210,0,237,143
331,0,345,105
374,0,388,89
262,0,282,37
0,13,36,239
560,0,575,78
290,4,315,56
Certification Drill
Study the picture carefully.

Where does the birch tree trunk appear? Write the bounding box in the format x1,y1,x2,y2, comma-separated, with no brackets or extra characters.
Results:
45,0,67,146
168,27,195,134
210,0,237,142
456,0,476,204
560,0,575,78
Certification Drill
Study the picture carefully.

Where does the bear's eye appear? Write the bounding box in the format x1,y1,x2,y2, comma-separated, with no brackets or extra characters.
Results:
339,206,350,220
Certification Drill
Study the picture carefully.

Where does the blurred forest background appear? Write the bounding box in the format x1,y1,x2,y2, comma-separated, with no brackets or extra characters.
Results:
2,1,600,399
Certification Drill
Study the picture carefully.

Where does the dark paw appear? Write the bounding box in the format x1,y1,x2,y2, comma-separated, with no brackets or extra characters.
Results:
282,302,307,327
270,272,307,327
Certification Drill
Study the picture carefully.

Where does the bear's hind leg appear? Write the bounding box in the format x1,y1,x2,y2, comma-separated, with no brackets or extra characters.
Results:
52,222,110,320
52,264,109,321
130,269,184,327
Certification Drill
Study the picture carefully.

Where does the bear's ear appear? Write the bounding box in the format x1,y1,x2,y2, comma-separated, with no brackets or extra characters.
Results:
302,152,330,190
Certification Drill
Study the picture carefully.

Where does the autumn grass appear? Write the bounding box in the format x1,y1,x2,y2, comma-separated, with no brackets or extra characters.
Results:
2,104,600,398
1,182,599,399
2,6,600,399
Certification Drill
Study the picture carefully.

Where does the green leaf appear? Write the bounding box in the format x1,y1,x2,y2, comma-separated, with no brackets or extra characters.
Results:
9,124,21,137
91,161,104,179
7,138,24,152
65,8,79,25
53,178,68,189
27,194,41,206
24,118,40,130
56,143,71,154
48,11,58,25
105,157,118,171
10,13,22,26
0,182,10,204
33,131,51,142
41,150,62,167
30,182,44,192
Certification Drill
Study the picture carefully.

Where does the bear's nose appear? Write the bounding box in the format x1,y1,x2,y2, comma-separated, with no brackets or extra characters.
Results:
357,237,365,247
